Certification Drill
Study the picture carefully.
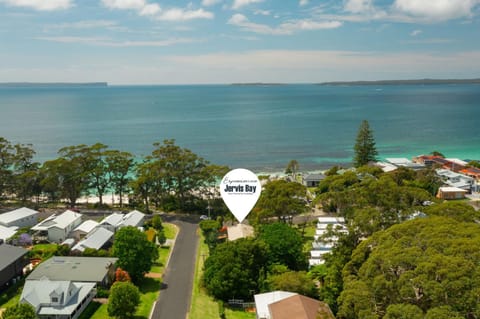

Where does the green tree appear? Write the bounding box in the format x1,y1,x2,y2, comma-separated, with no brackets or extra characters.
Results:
1,303,37,319
11,143,41,203
253,180,307,222
59,143,110,205
105,149,134,207
338,216,480,318
424,306,464,319
257,222,306,270
199,219,221,251
353,120,378,167
384,304,424,319
203,238,268,301
266,271,317,298
131,160,157,212
41,157,87,206
151,215,164,231
107,281,140,319
285,160,299,179
0,137,14,199
112,226,158,282
150,139,210,210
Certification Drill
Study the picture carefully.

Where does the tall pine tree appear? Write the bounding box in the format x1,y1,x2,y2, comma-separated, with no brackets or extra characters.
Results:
353,120,378,167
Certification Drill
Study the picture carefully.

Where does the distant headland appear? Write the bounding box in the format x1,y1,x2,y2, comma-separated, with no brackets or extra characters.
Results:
318,78,480,86
230,82,287,86
0,82,108,88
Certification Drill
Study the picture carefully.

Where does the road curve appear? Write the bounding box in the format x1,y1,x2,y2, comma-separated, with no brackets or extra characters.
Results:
151,215,199,319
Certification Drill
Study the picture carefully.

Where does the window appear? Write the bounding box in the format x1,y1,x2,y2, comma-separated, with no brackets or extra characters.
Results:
52,297,58,303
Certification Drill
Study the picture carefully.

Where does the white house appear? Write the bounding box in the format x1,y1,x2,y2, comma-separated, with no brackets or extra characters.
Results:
309,216,346,267
99,210,145,232
436,169,475,192
72,227,114,253
98,213,124,233
32,210,82,243
0,207,39,228
119,210,145,228
72,220,99,241
0,225,18,242
20,278,96,319
254,291,297,319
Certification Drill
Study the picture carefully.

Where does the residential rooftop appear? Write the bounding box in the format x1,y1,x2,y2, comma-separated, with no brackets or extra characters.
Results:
27,256,117,282
0,207,38,225
0,244,28,272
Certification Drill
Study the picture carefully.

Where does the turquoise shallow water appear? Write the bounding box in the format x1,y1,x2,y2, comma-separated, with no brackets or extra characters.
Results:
0,84,479,171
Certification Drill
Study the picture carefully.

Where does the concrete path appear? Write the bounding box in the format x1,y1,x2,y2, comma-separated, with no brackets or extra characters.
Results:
151,216,199,319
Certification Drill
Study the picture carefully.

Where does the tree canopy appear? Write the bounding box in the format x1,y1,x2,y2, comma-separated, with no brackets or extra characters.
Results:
353,120,378,167
1,303,37,319
253,179,307,222
257,222,306,270
107,281,140,319
203,238,268,301
338,216,480,319
112,226,158,282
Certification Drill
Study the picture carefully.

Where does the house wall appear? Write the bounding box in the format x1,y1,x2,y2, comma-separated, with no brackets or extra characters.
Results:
437,191,466,200
0,255,28,289
48,227,67,243
0,214,38,228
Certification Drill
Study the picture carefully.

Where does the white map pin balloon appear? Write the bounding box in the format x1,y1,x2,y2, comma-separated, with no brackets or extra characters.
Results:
220,168,261,223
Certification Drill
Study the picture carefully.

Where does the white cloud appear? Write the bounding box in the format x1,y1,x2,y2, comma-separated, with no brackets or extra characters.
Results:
101,0,145,10
228,14,342,35
299,0,309,6
139,3,160,15
36,36,197,47
344,0,375,13
202,0,222,6
254,9,270,15
156,8,214,21
101,0,213,21
410,29,422,36
46,20,118,29
2,0,71,10
232,0,263,10
393,0,479,21
281,20,343,31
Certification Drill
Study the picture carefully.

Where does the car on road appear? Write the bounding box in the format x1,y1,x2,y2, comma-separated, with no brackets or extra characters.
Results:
200,215,210,220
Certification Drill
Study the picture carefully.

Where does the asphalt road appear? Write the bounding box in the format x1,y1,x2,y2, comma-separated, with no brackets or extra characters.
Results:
151,215,199,319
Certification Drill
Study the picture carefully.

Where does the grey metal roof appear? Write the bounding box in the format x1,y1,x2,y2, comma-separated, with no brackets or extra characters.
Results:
21,279,95,316
304,173,326,182
0,244,28,272
72,227,114,252
27,256,118,282
0,207,38,225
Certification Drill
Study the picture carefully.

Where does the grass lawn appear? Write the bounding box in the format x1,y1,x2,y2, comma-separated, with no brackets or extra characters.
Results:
150,223,178,274
189,232,255,319
84,223,178,319
29,243,58,259
163,223,177,240
0,279,24,309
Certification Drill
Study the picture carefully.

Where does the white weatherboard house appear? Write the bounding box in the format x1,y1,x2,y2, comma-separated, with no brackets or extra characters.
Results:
99,210,145,232
72,227,114,253
309,216,346,267
32,210,82,243
0,225,18,242
20,278,96,319
72,220,99,240
0,207,39,228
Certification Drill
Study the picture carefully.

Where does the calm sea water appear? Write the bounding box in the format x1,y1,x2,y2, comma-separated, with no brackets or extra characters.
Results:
0,84,479,172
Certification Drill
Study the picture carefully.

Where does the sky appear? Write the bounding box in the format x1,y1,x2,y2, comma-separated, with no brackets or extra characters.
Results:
0,0,480,84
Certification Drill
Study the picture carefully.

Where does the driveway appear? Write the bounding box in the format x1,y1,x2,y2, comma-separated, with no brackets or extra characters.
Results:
151,215,199,319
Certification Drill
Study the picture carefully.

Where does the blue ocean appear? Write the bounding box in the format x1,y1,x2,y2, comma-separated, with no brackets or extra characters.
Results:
0,84,479,172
